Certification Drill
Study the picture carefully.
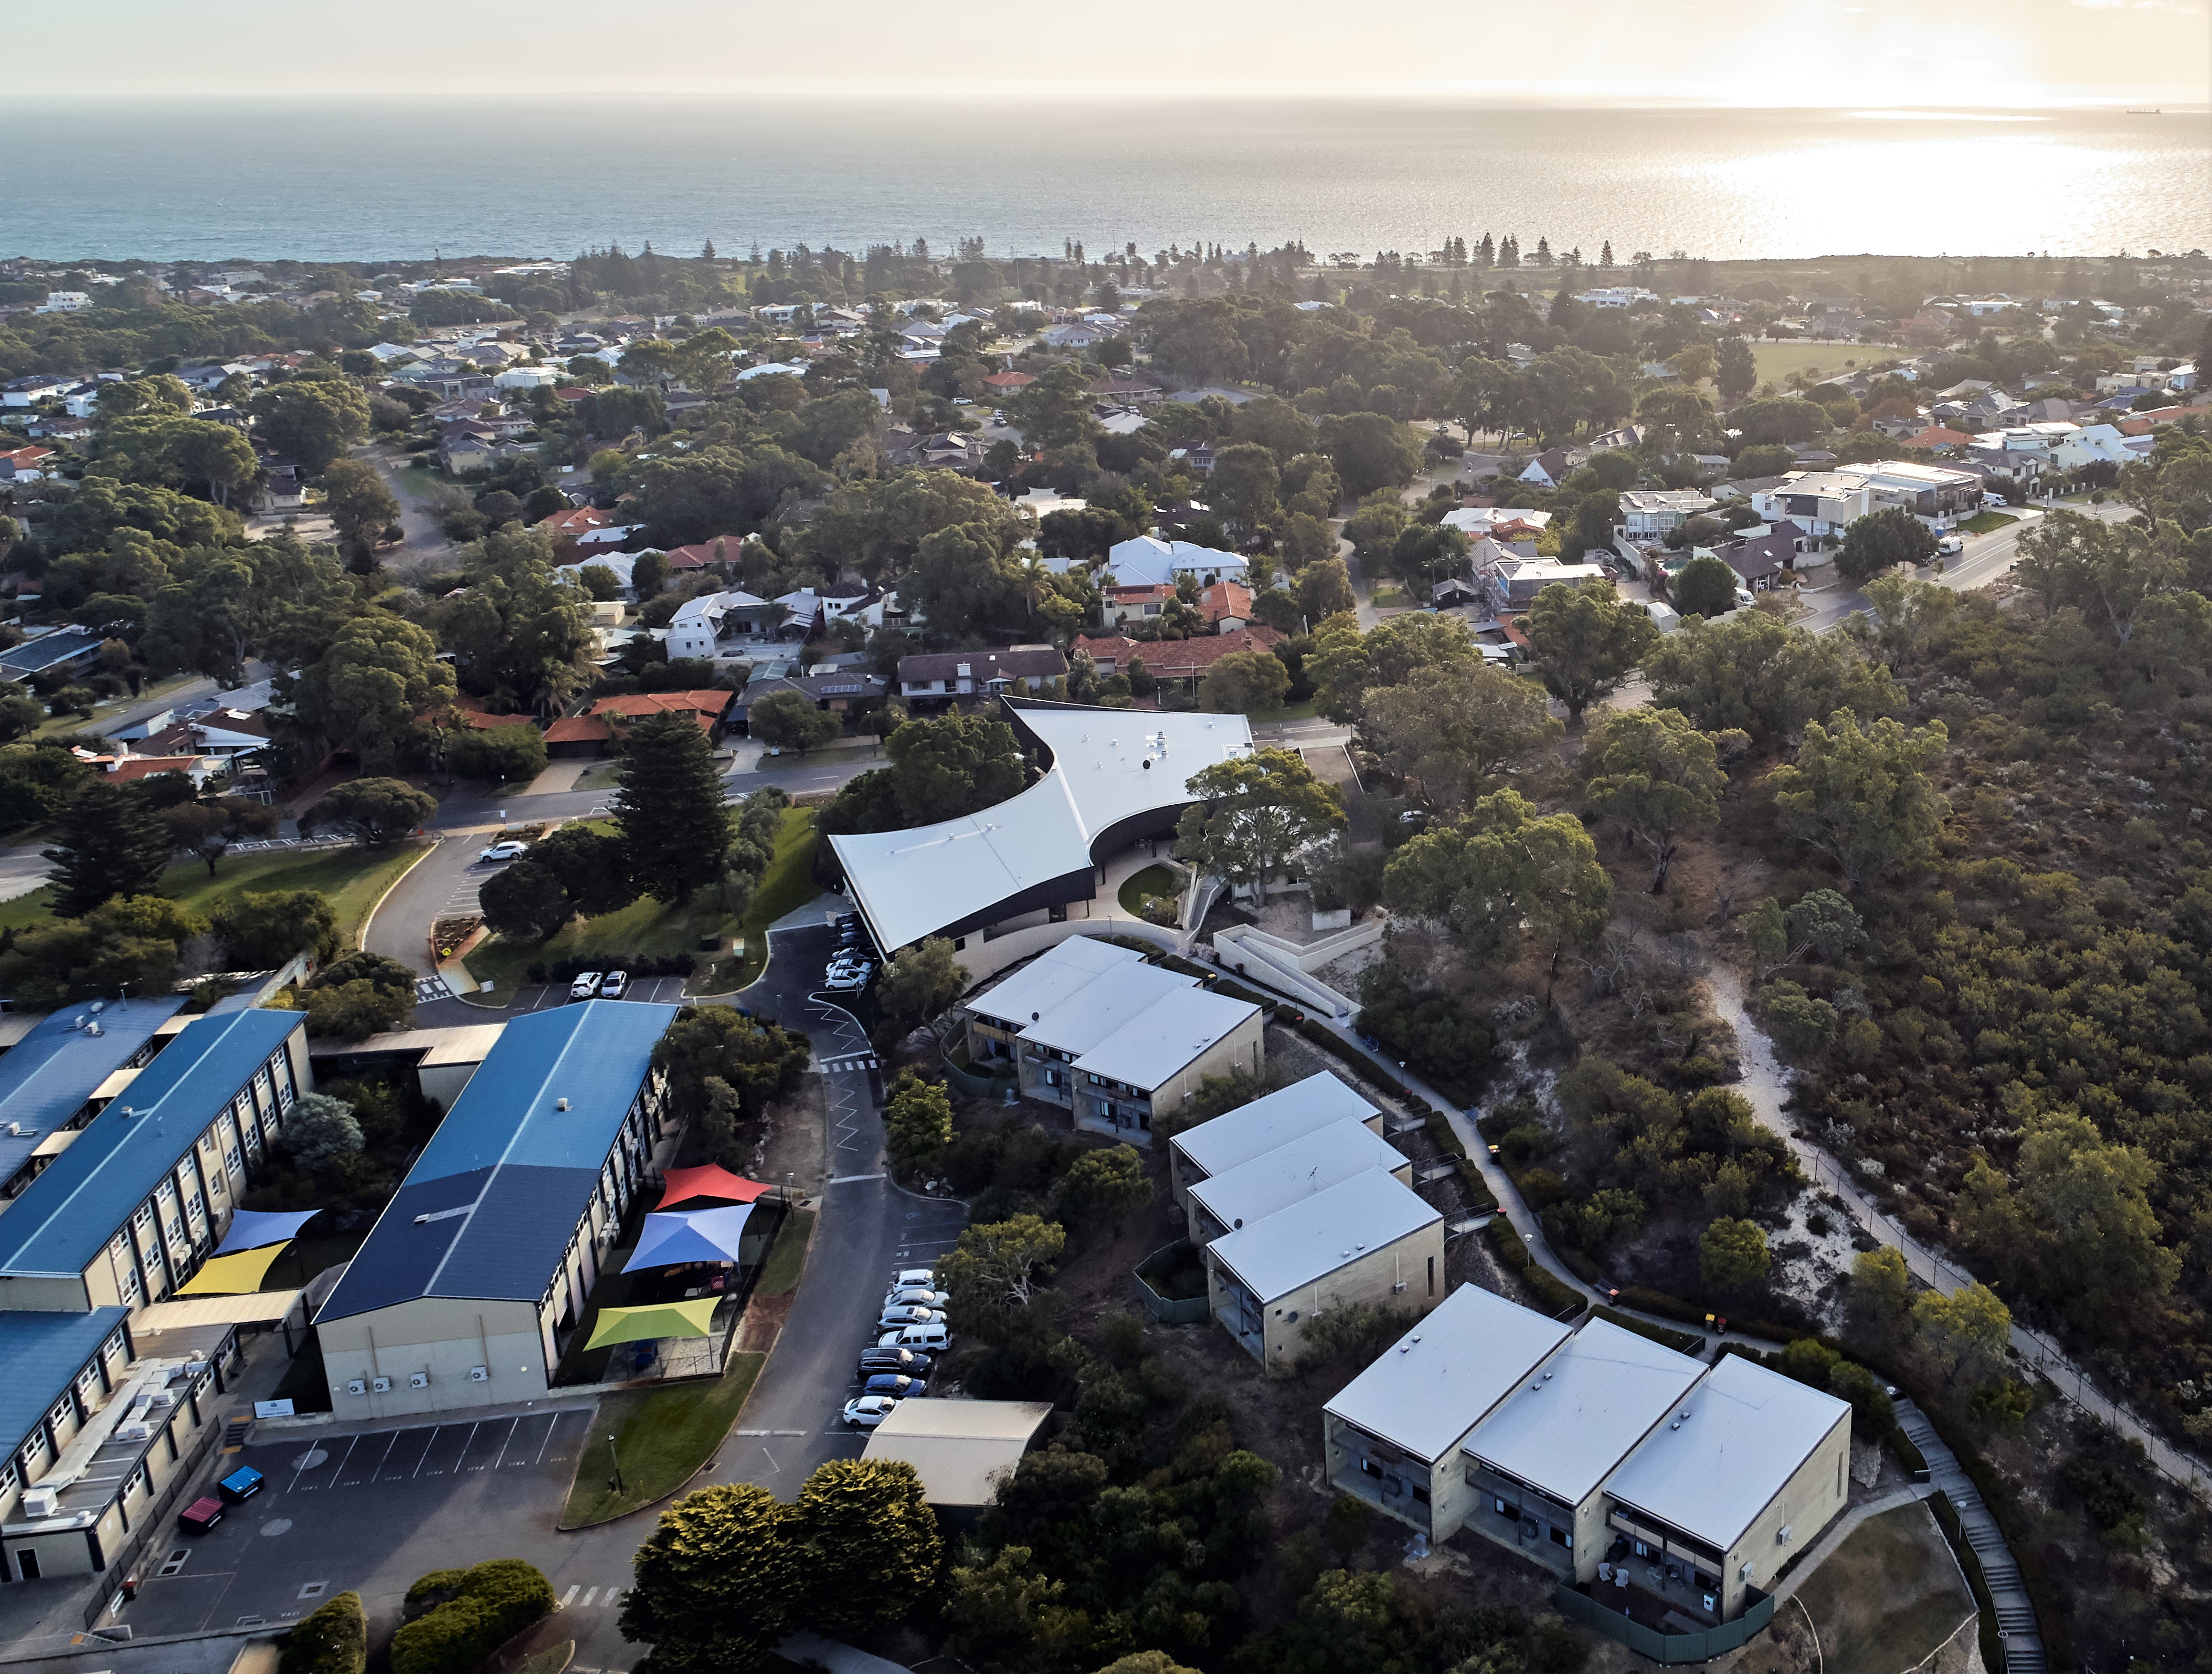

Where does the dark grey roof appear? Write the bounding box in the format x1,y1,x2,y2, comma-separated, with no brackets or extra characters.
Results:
898,647,1068,683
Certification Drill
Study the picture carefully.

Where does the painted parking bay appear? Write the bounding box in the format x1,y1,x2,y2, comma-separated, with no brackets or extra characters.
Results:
122,1410,594,1637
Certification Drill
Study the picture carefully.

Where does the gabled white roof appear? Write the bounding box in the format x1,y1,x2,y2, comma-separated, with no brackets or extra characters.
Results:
1103,535,1251,588
965,936,1145,1031
1208,1168,1441,1304
1070,986,1258,1091
1603,1352,1851,1554
1325,1284,1571,1462
1189,1117,1406,1234
1170,1071,1379,1180
1018,959,1192,1056
1461,1318,1705,1508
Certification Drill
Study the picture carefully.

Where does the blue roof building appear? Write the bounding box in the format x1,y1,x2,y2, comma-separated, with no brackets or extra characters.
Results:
0,1007,309,1312
315,1001,679,1417
0,996,189,1201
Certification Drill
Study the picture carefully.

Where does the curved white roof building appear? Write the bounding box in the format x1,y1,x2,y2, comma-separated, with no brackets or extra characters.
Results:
828,699,1253,952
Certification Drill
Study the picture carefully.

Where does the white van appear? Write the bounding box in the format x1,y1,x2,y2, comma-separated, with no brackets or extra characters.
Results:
878,1322,952,1352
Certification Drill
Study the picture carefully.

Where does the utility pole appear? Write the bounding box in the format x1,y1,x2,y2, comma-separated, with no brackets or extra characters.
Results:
607,1431,625,1495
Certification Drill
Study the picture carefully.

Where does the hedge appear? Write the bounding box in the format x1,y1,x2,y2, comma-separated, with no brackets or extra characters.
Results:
1617,1285,1710,1328
1930,1489,2006,1674
1294,1018,1412,1099
280,1591,366,1674
1590,1305,1704,1354
525,953,695,983
1484,1218,1586,1320
391,1561,556,1674
1452,1158,1499,1213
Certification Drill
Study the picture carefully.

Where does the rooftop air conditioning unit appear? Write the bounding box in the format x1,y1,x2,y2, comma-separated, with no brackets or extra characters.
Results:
114,1422,152,1442
19,1488,60,1519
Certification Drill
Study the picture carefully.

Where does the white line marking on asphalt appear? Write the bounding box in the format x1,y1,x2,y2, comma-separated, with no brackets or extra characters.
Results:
580,1588,597,1607
828,1173,885,1183
413,1426,441,1478
733,1429,809,1436
534,1414,560,1465
489,1416,519,1471
559,1586,579,1608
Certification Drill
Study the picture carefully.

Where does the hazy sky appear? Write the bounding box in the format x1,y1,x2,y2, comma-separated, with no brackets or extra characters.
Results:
18,0,2212,104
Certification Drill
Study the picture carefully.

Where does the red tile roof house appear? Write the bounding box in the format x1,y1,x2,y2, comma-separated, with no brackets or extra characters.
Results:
1074,625,1285,687
1902,426,1975,449
661,535,747,572
1197,580,1254,630
541,690,733,756
539,505,618,542
981,371,1036,396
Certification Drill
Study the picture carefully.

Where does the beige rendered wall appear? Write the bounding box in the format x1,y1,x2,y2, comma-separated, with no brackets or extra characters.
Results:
1147,1011,1266,1123
318,1299,551,1419
1256,1220,1446,1362
1723,1410,1853,1617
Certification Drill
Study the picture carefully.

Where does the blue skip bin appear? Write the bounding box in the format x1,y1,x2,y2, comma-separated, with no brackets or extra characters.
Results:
217,1466,264,1503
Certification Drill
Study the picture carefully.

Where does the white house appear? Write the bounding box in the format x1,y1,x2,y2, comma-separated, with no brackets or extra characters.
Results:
1103,535,1250,589
1617,490,1716,541
1168,1071,1383,1206
663,589,777,660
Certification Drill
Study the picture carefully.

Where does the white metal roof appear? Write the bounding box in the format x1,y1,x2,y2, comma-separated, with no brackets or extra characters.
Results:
966,938,1147,1033
1071,986,1258,1091
1021,960,1194,1057
1324,1284,1572,1462
829,701,1252,952
1207,1167,1442,1305
1461,1318,1706,1508
833,770,1092,954
1603,1351,1852,1554
1189,1118,1407,1233
1170,1071,1379,1181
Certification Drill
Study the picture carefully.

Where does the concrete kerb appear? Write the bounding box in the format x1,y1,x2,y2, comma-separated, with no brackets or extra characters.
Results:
355,836,439,951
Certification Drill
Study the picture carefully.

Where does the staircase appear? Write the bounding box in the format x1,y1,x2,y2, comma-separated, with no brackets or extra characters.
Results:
223,1415,253,1448
1897,1400,2045,1674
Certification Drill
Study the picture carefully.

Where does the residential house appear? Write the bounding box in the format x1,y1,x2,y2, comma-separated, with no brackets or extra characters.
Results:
1196,581,1253,630
1517,449,1575,489
1616,490,1716,542
1,376,70,408
542,690,733,756
1043,322,1113,350
1749,460,1981,535
1900,426,1974,450
1205,1168,1444,1362
1072,626,1285,687
1103,583,1180,627
727,670,888,731
980,371,1036,399
660,535,747,572
662,590,778,660
0,629,102,682
1718,527,1798,589
897,646,1068,708
439,433,498,477
0,447,56,482
1483,557,1606,613
1103,535,1250,589
1087,375,1164,405
960,938,1264,1145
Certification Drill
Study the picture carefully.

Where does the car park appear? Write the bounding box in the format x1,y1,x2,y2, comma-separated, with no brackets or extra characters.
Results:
842,1395,901,1428
600,970,630,998
863,1373,926,1398
479,840,530,864
569,972,604,999
217,1466,264,1503
876,1304,945,1331
884,1286,949,1310
859,1347,932,1378
178,1496,225,1533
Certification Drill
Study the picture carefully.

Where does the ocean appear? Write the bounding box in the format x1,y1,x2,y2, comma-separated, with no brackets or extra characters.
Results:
5,99,2207,265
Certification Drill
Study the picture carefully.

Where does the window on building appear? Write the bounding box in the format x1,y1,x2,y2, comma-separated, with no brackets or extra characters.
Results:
1411,1482,1431,1504
119,1265,142,1302
1550,1527,1571,1549
225,1145,243,1177
1359,1458,1381,1478
49,1396,73,1428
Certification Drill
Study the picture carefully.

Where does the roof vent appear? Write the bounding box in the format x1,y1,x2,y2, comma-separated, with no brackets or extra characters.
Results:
1680,1408,1691,1419
557,1098,569,1111
1542,1370,1553,1380
1410,1335,1420,1343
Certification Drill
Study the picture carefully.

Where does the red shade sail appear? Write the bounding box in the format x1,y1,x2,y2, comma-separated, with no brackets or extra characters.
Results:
656,1163,772,1209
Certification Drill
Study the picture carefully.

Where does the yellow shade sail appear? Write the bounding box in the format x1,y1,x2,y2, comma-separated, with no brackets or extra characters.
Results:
584,1297,720,1350
177,1244,288,1296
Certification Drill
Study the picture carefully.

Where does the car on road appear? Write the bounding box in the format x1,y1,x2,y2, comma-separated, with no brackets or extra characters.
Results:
1936,534,1964,555
178,1496,225,1533
877,1304,946,1331
884,1286,949,1310
859,1347,933,1378
863,1373,927,1398
600,970,630,998
842,1395,901,1428
479,840,530,864
569,971,604,999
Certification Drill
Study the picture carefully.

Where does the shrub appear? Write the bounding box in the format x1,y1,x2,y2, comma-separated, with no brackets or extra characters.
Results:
390,1560,554,1674
281,1591,366,1674
1484,1219,1585,1319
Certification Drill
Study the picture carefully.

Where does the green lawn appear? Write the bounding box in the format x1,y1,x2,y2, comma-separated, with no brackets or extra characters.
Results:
1748,340,1902,391
1117,864,1182,919
1250,699,1319,724
1960,509,2020,535
0,841,428,945
754,1208,814,1296
729,808,822,990
515,1644,573,1674
559,1350,765,1528
1368,586,1412,609
462,807,819,997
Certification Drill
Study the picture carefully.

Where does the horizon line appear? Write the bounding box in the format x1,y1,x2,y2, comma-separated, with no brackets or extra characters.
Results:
6,90,2209,111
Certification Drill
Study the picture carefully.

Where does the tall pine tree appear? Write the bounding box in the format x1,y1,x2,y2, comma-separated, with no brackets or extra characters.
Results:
44,781,171,918
613,711,731,904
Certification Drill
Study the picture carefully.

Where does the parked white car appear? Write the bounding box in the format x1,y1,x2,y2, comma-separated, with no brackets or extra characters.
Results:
479,840,529,864
569,971,604,999
842,1396,901,1428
